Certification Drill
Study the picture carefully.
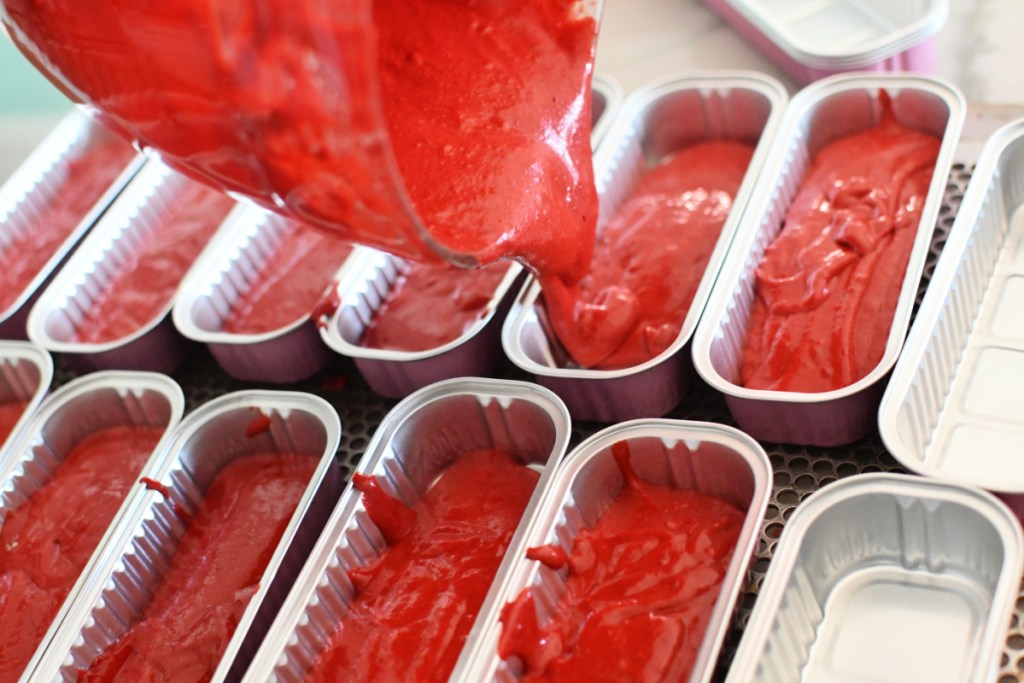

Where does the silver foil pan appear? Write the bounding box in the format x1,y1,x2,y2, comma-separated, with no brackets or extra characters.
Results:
702,0,948,85
241,377,571,683
502,72,787,422
0,342,53,464
467,418,771,683
27,161,238,374
692,74,964,446
33,389,343,682
2,371,184,682
172,205,350,383
319,248,523,398
726,474,1023,683
590,73,623,150
880,117,1024,510
0,110,145,338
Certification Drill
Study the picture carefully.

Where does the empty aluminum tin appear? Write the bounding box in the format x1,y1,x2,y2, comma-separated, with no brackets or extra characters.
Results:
26,160,239,374
590,73,623,150
502,72,787,422
0,342,52,462
1,371,184,682
726,474,1023,683
0,110,144,338
692,74,964,446
467,418,771,682
241,377,571,682
172,204,349,383
703,0,949,85
320,249,523,398
34,389,343,682
880,118,1024,510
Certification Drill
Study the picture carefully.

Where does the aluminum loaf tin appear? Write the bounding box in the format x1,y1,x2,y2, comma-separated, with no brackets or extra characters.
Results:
502,72,787,422
34,389,344,682
726,474,1024,683
26,160,239,374
467,418,771,682
241,377,571,682
702,0,949,85
0,370,184,682
880,118,1024,510
172,204,348,383
589,73,623,150
320,249,523,398
318,78,622,400
0,342,53,461
692,74,964,446
0,110,145,338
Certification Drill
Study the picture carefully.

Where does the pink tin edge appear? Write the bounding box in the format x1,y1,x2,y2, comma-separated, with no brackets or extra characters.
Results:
691,74,965,447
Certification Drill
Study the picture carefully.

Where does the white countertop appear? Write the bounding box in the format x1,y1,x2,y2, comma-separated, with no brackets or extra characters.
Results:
2,0,1023,174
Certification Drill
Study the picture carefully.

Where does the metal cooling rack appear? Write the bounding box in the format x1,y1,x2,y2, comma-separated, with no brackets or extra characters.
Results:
48,162,1024,682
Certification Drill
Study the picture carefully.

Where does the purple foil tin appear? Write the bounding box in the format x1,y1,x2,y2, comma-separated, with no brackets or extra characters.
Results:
702,0,949,85
33,389,343,682
726,474,1023,683
2,371,184,682
502,72,787,422
880,118,1024,513
466,418,771,683
241,378,571,683
26,161,238,374
172,205,352,383
0,342,52,464
0,111,145,339
319,248,523,398
692,74,964,446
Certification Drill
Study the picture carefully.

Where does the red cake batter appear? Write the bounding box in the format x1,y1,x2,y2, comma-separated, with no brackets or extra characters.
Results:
740,100,940,392
499,442,744,682
222,224,353,334
76,178,236,343
305,449,539,683
0,425,163,681
0,400,27,447
544,142,754,369
80,453,316,682
359,262,510,352
2,0,598,284
0,126,134,313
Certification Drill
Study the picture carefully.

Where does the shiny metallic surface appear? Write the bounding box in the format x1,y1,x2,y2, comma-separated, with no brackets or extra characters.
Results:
468,419,771,683
242,378,570,683
502,72,787,422
692,73,964,446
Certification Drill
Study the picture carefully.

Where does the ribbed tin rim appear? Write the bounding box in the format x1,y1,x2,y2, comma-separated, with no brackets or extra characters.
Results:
502,71,788,380
725,473,1024,683
692,73,966,404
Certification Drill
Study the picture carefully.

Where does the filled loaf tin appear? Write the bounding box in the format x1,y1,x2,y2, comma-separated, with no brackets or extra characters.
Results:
0,371,183,682
33,389,343,681
880,117,1024,508
702,0,949,85
501,72,787,422
27,160,239,374
172,205,354,383
692,73,964,446
320,249,522,398
0,110,144,338
241,377,571,682
726,474,1023,683
0,342,52,461
467,418,771,683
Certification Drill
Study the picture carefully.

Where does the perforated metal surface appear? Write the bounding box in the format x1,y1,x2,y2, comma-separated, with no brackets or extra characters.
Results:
49,162,1024,681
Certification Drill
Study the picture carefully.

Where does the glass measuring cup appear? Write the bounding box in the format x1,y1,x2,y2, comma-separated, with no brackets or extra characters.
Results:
0,0,600,281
